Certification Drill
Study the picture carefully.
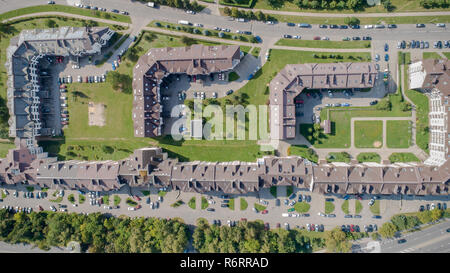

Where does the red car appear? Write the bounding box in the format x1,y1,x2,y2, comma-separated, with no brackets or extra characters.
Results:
240,218,247,222
133,195,141,201
261,210,268,214
313,36,320,40
350,224,355,232
276,223,281,228
135,204,141,210
193,75,196,82
59,84,66,89
85,76,89,83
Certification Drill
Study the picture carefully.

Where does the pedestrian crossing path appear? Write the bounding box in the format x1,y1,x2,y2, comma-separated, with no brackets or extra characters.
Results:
399,247,415,253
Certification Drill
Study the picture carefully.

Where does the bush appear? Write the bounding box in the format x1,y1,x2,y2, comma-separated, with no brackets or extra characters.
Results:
376,99,392,111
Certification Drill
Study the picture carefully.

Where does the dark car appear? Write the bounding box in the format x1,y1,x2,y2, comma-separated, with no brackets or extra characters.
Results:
384,43,389,52
344,214,353,218
207,208,215,212
354,215,362,218
306,195,311,203
350,24,360,29
283,34,292,39
339,25,348,29
370,100,378,105
288,193,296,200
419,205,424,212
222,199,230,204
388,24,397,28
220,195,229,199
437,203,442,210
385,54,389,61
111,9,119,13
325,198,334,202
362,36,372,40
341,225,347,232
275,199,280,206
329,24,338,29
372,215,382,219
416,23,425,28
319,24,327,28
220,204,229,208
286,22,295,27
352,36,361,40
146,197,150,204
397,239,407,244
276,223,281,228
426,204,430,210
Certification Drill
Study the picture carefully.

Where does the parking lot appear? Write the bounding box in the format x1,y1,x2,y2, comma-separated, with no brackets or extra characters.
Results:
1,184,448,232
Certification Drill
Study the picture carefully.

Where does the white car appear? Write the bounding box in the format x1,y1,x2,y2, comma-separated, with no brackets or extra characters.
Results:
128,207,135,211
194,23,203,27
436,23,446,27
266,21,275,25
293,35,301,39
365,25,374,29
368,199,375,206
318,212,325,217
321,37,329,40
431,203,435,210
77,75,82,82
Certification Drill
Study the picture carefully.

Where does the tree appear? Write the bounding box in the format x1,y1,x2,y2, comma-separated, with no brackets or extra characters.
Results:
382,0,394,11
325,227,350,253
310,0,320,8
344,17,360,26
417,210,432,224
337,0,346,9
231,7,240,18
329,0,337,9
223,7,232,16
256,11,266,21
376,99,391,111
181,35,195,45
45,19,57,28
401,102,412,111
430,208,443,222
379,222,397,238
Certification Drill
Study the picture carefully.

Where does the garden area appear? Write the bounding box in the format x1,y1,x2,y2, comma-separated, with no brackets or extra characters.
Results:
357,153,381,163
354,121,383,148
341,200,349,214
240,198,248,210
326,152,351,163
288,145,318,163
369,200,380,215
188,197,196,209
386,120,412,148
324,201,335,214
389,153,420,163
294,202,310,213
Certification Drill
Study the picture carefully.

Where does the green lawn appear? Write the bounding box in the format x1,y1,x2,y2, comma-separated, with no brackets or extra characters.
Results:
113,195,121,206
443,52,450,59
68,194,75,204
294,202,310,213
250,47,261,57
289,145,318,163
370,200,380,215
201,196,209,210
150,20,256,43
326,152,351,163
188,197,196,210
269,186,277,198
102,195,110,205
404,63,429,153
0,4,131,23
1,191,6,199
228,198,235,210
141,190,150,196
0,142,16,158
325,201,335,214
357,152,381,163
171,200,184,208
79,194,85,204
389,153,420,163
423,52,443,59
240,198,248,211
252,0,450,13
228,71,240,82
158,190,168,197
303,94,410,148
354,121,383,148
275,39,370,49
341,200,349,214
126,198,137,207
286,186,293,197
386,120,412,148
254,203,267,212
355,200,363,214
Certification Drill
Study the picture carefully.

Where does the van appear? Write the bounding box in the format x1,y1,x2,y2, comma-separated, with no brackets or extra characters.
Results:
178,20,191,25
282,213,289,217
147,2,155,7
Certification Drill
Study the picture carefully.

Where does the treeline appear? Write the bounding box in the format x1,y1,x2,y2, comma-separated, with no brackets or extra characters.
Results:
138,0,204,12
193,218,326,252
0,209,189,252
223,7,276,22
420,0,449,8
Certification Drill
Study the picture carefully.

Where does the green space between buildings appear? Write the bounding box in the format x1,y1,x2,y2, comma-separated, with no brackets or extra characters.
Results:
386,120,411,148
389,152,420,163
423,52,443,59
275,39,370,49
354,121,383,148
357,152,381,163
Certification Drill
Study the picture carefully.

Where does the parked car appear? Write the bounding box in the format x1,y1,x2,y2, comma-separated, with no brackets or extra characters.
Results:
416,23,425,28
206,208,215,212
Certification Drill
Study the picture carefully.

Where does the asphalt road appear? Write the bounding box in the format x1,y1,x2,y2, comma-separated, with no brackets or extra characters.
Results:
380,220,450,253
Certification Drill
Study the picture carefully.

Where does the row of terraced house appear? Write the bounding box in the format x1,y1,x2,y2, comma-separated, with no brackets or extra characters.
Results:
0,26,448,197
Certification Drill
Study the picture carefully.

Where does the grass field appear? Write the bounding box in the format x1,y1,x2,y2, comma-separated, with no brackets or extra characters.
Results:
443,52,450,59
254,203,267,212
326,152,351,163
250,47,261,57
370,200,380,215
354,121,383,148
252,0,450,13
79,194,85,204
188,197,196,209
228,198,235,210
0,142,15,158
386,120,412,148
102,195,110,205
389,152,420,163
341,200,349,214
302,95,410,148
423,52,444,59
357,152,381,163
294,202,310,213
355,200,363,214
240,198,248,210
275,39,371,49
288,145,318,163
113,195,121,206
201,197,209,209
325,201,335,214
0,4,131,23
150,20,256,43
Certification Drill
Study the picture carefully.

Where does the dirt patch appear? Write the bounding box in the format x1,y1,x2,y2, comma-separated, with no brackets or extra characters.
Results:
88,102,106,127
373,141,382,148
